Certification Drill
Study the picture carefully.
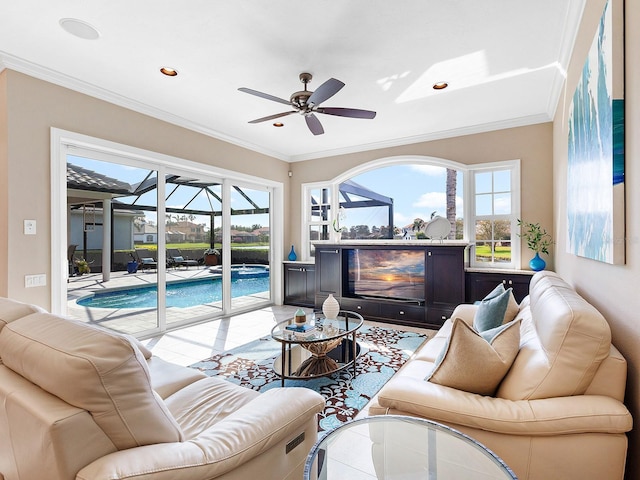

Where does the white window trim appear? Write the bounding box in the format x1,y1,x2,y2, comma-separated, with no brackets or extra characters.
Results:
300,181,333,260
300,155,521,270
51,128,284,318
467,159,521,269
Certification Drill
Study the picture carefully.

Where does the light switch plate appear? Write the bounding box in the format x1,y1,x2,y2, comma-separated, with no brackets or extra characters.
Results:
25,274,46,288
24,219,36,235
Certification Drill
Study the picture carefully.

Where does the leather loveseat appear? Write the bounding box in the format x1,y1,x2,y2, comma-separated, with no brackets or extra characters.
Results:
0,298,325,480
368,271,633,480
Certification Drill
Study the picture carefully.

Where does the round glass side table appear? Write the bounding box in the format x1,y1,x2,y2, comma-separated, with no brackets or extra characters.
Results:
304,415,517,479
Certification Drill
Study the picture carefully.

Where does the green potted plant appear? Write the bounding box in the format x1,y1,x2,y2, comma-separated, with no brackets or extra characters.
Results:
517,219,553,271
74,258,91,275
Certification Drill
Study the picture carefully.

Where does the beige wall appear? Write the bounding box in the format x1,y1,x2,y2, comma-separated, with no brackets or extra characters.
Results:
289,122,554,269
0,70,290,307
554,0,638,477
0,72,7,297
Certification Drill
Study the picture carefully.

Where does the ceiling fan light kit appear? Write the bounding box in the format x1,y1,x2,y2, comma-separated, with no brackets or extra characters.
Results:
239,72,376,136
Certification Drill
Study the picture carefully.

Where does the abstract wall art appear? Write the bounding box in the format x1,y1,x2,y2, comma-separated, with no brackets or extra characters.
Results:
567,0,625,264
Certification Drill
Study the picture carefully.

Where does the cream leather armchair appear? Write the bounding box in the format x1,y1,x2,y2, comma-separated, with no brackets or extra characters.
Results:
0,298,325,480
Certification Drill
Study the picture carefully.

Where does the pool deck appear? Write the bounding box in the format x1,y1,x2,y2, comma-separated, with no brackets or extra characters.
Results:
67,265,269,336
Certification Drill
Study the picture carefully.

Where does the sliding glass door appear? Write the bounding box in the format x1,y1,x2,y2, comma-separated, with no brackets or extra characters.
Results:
66,154,161,335
58,135,278,337
163,173,224,328
229,183,272,311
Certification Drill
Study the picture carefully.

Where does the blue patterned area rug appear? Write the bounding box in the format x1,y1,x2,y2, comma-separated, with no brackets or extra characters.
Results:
190,325,428,434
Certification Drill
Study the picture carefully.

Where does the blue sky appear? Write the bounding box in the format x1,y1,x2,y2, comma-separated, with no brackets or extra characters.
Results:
69,156,463,230
68,155,269,229
343,164,464,229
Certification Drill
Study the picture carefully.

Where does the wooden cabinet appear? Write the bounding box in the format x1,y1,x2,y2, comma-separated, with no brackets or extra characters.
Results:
312,243,467,329
465,271,533,304
314,247,342,304
283,263,316,307
426,247,465,324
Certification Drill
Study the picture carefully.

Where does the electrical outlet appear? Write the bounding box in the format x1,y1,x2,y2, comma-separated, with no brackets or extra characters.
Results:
24,220,37,235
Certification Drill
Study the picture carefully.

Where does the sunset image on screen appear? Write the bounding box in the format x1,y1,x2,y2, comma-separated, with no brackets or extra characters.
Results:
348,249,425,301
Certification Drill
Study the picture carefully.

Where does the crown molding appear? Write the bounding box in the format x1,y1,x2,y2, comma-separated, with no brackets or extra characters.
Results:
287,113,552,163
544,0,586,119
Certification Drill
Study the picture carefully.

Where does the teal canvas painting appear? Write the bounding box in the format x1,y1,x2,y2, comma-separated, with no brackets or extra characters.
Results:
567,0,625,265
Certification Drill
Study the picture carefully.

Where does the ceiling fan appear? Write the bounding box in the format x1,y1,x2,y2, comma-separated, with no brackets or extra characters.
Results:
238,72,376,136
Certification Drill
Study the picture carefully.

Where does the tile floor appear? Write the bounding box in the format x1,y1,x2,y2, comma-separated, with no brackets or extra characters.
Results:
139,304,432,367
138,304,299,366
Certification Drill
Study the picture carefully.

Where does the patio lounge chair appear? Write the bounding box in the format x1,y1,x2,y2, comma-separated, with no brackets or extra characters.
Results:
67,244,78,277
167,248,199,269
134,249,158,271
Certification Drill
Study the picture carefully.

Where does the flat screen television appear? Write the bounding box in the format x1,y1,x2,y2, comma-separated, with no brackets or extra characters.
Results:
345,248,425,302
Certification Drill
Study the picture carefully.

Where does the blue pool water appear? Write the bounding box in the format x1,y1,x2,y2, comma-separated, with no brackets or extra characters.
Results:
77,266,269,309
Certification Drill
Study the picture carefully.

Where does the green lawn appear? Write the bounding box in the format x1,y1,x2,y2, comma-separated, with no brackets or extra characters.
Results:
475,244,511,261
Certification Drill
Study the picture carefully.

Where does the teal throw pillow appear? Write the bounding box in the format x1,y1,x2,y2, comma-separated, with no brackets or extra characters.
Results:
474,287,513,332
480,318,520,343
473,283,505,305
484,283,506,300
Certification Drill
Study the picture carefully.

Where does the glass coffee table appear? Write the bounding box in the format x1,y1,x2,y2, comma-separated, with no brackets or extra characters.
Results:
304,415,517,479
270,310,363,387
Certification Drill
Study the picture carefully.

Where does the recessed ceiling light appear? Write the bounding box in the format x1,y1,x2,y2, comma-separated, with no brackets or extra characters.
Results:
433,81,449,90
160,67,178,77
59,18,100,40
273,122,284,127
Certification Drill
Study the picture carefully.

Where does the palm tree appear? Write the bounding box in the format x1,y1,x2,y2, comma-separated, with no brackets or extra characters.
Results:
446,168,457,239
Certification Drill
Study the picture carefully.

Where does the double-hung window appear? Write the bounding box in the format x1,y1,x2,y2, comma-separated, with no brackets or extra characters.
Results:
468,160,520,269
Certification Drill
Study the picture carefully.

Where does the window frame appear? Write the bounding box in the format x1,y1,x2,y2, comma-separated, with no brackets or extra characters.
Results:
467,160,521,269
301,182,335,260
51,127,284,319
300,156,521,270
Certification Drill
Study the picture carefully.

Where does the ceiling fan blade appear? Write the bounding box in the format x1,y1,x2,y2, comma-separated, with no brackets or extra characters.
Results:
248,111,296,124
307,78,345,107
316,107,377,119
238,87,291,106
305,114,324,135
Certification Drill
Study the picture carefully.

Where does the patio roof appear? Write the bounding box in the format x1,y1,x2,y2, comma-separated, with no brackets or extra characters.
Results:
66,162,267,216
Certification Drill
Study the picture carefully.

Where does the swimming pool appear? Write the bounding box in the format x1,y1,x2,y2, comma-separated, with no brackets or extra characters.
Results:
77,266,269,309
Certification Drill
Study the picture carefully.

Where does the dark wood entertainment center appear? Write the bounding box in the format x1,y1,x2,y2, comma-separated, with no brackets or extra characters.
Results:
314,242,467,329
284,242,534,329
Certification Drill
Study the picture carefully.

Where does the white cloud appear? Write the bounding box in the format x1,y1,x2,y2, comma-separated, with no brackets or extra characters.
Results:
413,192,446,210
409,165,446,176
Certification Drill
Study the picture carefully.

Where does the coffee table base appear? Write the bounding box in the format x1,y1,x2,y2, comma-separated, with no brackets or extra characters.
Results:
273,339,361,385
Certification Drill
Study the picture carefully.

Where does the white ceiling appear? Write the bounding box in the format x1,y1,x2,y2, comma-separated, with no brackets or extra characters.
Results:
0,1,585,162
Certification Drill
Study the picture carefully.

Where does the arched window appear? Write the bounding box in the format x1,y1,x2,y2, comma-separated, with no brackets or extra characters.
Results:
301,156,520,269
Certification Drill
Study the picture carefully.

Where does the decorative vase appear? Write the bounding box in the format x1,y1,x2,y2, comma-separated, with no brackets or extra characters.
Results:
288,245,297,261
322,293,340,320
294,308,306,325
529,252,546,272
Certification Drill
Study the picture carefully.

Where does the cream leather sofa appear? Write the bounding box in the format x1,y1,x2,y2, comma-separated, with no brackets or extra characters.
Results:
0,298,325,480
368,271,633,480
